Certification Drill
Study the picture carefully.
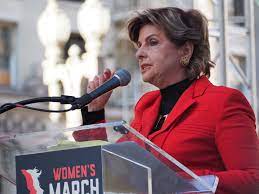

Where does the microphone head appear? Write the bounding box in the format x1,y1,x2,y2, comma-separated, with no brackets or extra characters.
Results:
114,69,131,86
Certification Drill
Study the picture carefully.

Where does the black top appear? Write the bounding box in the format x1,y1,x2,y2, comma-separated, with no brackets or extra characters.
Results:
151,78,193,133
159,78,193,115
82,79,193,132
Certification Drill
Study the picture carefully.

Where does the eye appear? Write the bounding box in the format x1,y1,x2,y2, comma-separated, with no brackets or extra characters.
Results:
149,39,158,46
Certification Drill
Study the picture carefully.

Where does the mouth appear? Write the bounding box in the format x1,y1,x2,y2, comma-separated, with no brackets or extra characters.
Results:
140,64,152,73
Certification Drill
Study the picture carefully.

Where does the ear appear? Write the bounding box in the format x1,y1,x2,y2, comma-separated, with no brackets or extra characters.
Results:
179,41,194,59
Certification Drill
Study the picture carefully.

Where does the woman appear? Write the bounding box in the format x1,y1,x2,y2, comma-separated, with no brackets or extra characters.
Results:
73,7,259,193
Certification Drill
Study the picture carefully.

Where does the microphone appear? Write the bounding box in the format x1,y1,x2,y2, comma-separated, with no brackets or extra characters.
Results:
72,69,131,110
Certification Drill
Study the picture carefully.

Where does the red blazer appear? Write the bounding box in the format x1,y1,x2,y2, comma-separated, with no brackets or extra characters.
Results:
129,76,259,194
73,76,259,193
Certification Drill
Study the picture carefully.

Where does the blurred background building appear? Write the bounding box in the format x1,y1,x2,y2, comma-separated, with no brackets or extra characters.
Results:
0,0,259,193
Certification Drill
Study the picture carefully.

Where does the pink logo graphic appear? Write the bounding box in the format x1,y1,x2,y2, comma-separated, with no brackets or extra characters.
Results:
21,168,44,194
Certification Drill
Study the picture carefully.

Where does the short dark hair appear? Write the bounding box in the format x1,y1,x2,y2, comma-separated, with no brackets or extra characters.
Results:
128,7,215,79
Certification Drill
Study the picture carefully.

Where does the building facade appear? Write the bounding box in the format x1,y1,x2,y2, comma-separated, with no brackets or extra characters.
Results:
0,0,258,193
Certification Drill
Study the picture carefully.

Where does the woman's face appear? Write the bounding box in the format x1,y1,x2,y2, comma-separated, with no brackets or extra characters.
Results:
136,24,186,89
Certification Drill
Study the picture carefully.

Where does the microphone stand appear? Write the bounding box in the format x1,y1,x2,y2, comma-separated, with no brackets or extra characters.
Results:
0,95,80,187
0,95,78,114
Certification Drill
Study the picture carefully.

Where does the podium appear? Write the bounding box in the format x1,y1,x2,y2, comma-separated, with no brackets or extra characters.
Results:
1,121,218,193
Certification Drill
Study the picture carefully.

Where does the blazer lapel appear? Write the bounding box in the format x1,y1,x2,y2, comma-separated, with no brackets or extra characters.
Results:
148,84,196,140
162,88,196,131
148,76,211,140
141,93,161,137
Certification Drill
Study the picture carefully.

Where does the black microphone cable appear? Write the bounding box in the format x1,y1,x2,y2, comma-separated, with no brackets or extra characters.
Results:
0,95,77,114
1,103,73,113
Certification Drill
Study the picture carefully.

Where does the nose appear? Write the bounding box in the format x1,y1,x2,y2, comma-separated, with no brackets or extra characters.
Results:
135,46,147,61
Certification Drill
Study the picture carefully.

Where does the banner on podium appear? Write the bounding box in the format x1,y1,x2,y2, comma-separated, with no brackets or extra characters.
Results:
16,146,103,194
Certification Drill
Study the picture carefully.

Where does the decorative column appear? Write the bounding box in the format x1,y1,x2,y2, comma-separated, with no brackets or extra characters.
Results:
78,0,110,79
61,0,111,127
37,0,71,123
63,0,111,127
38,0,110,128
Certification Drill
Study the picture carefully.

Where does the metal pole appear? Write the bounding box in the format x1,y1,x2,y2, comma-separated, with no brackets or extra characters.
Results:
218,0,228,85
247,0,258,131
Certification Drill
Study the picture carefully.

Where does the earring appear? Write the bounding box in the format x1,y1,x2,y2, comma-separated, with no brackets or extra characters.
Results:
180,56,189,67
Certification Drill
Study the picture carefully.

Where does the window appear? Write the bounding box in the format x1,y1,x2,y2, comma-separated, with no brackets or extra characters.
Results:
233,0,244,16
229,0,245,16
228,0,245,26
0,22,15,86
